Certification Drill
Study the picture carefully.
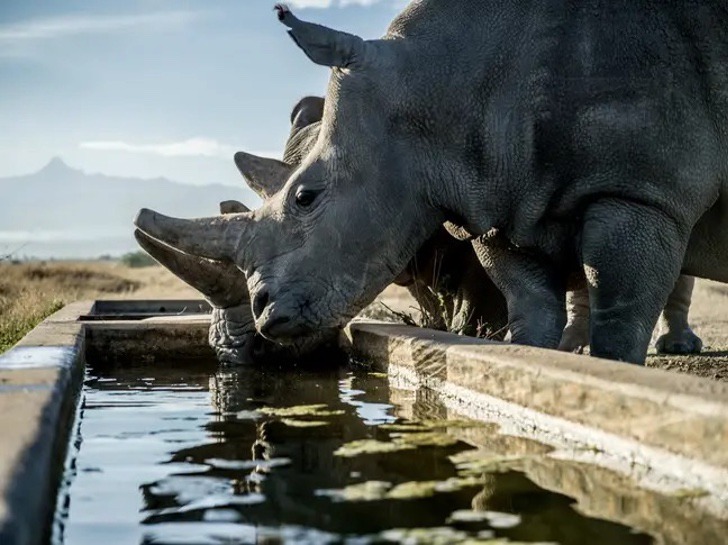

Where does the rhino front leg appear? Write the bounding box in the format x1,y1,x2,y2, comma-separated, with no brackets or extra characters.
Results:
581,200,688,364
473,240,566,348
654,275,703,354
558,288,590,353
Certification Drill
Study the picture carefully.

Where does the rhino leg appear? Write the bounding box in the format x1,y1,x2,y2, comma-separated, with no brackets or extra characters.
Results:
473,240,566,349
654,275,703,354
582,201,687,365
558,288,590,353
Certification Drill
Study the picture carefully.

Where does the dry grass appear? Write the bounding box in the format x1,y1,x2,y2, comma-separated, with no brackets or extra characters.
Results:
0,260,197,353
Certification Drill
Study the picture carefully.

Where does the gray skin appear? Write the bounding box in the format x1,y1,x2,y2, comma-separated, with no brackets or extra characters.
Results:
135,2,728,364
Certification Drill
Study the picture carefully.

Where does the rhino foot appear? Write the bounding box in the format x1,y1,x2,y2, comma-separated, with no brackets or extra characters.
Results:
558,324,589,354
654,328,703,355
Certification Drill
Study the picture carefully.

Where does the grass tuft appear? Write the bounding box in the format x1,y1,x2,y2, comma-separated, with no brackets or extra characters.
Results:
0,260,186,354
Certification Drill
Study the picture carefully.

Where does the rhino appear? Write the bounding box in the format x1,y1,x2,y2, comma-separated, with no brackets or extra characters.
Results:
138,1,726,365
242,95,702,354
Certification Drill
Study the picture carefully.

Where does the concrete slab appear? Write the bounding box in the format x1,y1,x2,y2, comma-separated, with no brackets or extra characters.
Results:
348,321,728,509
0,304,85,545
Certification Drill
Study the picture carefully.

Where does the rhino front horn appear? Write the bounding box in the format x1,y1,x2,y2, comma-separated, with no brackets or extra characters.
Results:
133,208,248,262
274,3,374,70
134,229,248,308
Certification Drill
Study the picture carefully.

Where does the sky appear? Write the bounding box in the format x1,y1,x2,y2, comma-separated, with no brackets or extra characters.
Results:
0,0,405,187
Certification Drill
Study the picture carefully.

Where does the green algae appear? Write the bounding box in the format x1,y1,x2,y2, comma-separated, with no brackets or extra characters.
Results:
280,419,330,428
450,450,531,476
335,430,462,458
368,372,389,379
317,480,393,502
390,431,461,448
379,423,431,433
334,439,415,458
670,487,710,499
257,404,345,418
318,476,484,503
380,419,488,434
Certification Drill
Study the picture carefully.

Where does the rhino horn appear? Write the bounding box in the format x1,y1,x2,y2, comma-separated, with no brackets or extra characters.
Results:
274,4,373,70
234,151,293,198
134,208,248,261
134,229,248,308
220,200,251,214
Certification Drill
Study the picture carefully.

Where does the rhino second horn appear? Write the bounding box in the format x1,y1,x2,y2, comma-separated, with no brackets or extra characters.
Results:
133,229,248,308
220,200,251,215
234,151,293,198
134,208,246,262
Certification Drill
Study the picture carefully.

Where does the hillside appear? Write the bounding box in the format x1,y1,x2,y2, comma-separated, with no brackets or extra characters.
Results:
0,158,260,258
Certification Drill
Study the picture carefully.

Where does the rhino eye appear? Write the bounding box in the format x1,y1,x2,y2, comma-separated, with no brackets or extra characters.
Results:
294,187,319,209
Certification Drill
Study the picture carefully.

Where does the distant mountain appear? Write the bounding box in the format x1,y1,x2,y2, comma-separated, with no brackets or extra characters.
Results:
0,157,256,259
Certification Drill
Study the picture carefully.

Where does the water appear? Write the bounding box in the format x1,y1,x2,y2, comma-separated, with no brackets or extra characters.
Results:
53,360,655,545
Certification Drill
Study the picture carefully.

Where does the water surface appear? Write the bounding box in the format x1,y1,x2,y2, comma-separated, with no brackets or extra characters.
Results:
54,360,655,544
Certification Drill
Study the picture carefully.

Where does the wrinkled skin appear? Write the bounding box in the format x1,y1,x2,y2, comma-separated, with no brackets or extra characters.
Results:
137,2,728,364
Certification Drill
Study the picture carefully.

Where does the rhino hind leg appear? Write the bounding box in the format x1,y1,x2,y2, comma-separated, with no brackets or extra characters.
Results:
582,201,689,364
654,275,703,354
474,240,566,349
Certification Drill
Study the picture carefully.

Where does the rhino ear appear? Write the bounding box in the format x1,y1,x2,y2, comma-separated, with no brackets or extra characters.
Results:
290,96,325,130
275,4,372,69
220,200,250,215
234,151,293,198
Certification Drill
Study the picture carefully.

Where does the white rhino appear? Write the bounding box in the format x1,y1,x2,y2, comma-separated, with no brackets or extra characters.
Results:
137,2,725,364
243,95,702,354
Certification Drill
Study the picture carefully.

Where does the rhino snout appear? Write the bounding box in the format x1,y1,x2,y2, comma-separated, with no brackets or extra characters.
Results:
253,291,312,342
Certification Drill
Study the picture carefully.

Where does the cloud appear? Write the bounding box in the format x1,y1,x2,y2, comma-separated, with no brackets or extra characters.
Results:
80,138,236,158
80,138,280,160
0,11,204,42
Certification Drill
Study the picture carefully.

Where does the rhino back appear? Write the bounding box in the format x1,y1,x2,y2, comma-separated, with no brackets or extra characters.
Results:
383,1,728,254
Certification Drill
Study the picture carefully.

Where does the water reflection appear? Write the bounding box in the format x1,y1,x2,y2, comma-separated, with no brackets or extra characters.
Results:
58,361,663,545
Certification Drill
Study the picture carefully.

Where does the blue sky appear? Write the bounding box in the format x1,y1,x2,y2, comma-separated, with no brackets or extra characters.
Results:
0,0,404,186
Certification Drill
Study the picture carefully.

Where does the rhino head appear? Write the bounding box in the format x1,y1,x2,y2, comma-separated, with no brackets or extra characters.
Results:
232,93,507,338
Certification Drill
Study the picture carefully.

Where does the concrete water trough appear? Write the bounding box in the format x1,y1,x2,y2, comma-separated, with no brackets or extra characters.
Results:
0,299,727,544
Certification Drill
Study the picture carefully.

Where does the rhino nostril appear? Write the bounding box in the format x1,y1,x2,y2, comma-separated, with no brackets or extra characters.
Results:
252,290,270,320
